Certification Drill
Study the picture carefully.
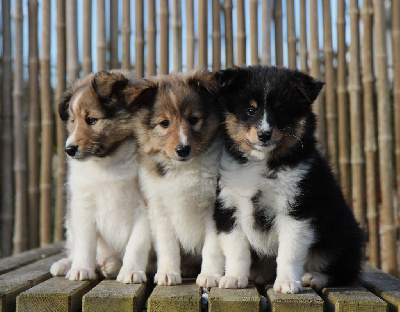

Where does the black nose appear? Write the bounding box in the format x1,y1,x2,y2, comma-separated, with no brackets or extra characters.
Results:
65,145,78,157
257,130,272,143
176,144,191,158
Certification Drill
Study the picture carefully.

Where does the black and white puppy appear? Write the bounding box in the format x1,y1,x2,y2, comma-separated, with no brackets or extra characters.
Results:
214,66,363,293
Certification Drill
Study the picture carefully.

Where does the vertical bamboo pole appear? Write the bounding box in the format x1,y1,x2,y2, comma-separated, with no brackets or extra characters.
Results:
55,0,67,243
286,0,296,68
110,0,119,69
261,0,271,65
250,0,258,65
172,0,182,72
159,0,169,74
186,0,195,71
299,0,308,72
323,0,338,175
135,0,144,77
40,0,53,247
236,0,246,66
13,0,27,253
374,0,398,277
28,0,40,249
122,0,131,70
66,0,79,81
337,0,351,203
224,0,234,68
212,0,221,71
83,0,92,76
1,0,14,257
198,0,208,69
97,0,107,71
147,0,156,76
362,0,379,268
349,0,365,228
274,0,283,66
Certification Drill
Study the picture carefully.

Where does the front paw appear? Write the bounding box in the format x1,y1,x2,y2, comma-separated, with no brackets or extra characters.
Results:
196,273,221,288
219,276,248,289
100,257,122,279
154,272,182,286
273,280,302,294
117,268,147,284
66,268,96,281
50,258,72,276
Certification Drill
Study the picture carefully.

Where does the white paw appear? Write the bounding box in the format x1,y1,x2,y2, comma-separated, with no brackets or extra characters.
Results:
273,280,302,294
196,273,221,288
219,276,248,289
117,268,147,284
100,257,122,279
301,272,328,290
50,258,72,276
154,272,182,286
66,268,96,281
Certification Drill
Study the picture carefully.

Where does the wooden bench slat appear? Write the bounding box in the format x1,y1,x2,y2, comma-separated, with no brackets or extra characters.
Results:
82,279,153,312
321,286,387,312
209,284,260,312
0,252,65,312
266,286,324,312
16,276,98,312
0,243,65,275
147,279,201,312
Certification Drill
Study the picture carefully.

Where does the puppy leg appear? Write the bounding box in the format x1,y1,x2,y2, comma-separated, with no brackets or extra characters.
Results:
96,236,121,279
51,258,72,276
274,215,315,294
301,272,329,290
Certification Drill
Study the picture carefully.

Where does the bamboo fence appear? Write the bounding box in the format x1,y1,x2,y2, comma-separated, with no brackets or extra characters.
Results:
0,0,399,277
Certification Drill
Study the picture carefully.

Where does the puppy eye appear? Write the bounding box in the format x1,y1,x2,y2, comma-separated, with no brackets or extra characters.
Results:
275,106,283,114
86,117,98,125
160,120,170,128
246,108,256,116
188,117,199,125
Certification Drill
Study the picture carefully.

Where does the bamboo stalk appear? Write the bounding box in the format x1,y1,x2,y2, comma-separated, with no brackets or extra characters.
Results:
250,0,258,65
159,0,169,74
323,0,338,175
198,0,208,69
274,0,283,66
28,0,40,249
1,0,14,257
82,0,92,76
55,0,67,243
186,0,195,71
122,0,131,70
224,0,234,68
97,0,107,71
13,0,27,254
261,0,271,65
172,0,182,72
286,0,296,68
110,0,119,69
236,0,246,66
361,0,379,268
66,0,79,81
135,0,144,76
349,0,365,229
374,0,398,277
212,0,221,71
337,0,351,203
40,0,53,247
299,0,308,72
147,0,156,75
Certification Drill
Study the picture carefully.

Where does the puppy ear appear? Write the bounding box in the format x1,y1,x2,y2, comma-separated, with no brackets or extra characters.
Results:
124,79,158,111
215,67,248,93
187,70,219,96
292,72,325,104
58,88,73,121
92,70,129,103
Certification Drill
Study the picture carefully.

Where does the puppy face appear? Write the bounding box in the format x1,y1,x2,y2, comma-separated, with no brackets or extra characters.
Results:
216,66,324,158
59,71,136,160
125,70,221,163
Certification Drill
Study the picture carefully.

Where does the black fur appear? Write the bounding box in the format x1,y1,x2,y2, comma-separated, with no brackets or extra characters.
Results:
251,191,275,232
214,197,237,234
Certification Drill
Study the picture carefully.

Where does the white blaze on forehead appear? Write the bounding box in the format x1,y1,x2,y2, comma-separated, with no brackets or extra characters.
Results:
168,89,178,107
65,91,84,147
70,89,84,113
180,127,188,145
259,110,272,132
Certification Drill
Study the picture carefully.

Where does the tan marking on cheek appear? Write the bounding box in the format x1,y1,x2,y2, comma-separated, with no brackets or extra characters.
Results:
246,126,259,144
250,100,258,109
225,114,256,153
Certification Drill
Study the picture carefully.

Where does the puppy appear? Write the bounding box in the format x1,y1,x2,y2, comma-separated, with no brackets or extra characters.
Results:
214,66,363,293
124,70,224,286
50,71,151,284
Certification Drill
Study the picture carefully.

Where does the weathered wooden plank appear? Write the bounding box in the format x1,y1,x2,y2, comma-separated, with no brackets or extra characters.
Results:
321,286,387,312
266,286,324,312
16,277,98,312
0,253,65,312
209,284,260,312
147,279,201,312
0,242,64,275
82,279,153,312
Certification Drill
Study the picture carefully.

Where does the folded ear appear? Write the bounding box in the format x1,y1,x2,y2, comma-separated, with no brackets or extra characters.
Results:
92,71,129,103
187,70,219,96
215,67,249,94
292,71,325,104
58,88,73,121
124,79,158,111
